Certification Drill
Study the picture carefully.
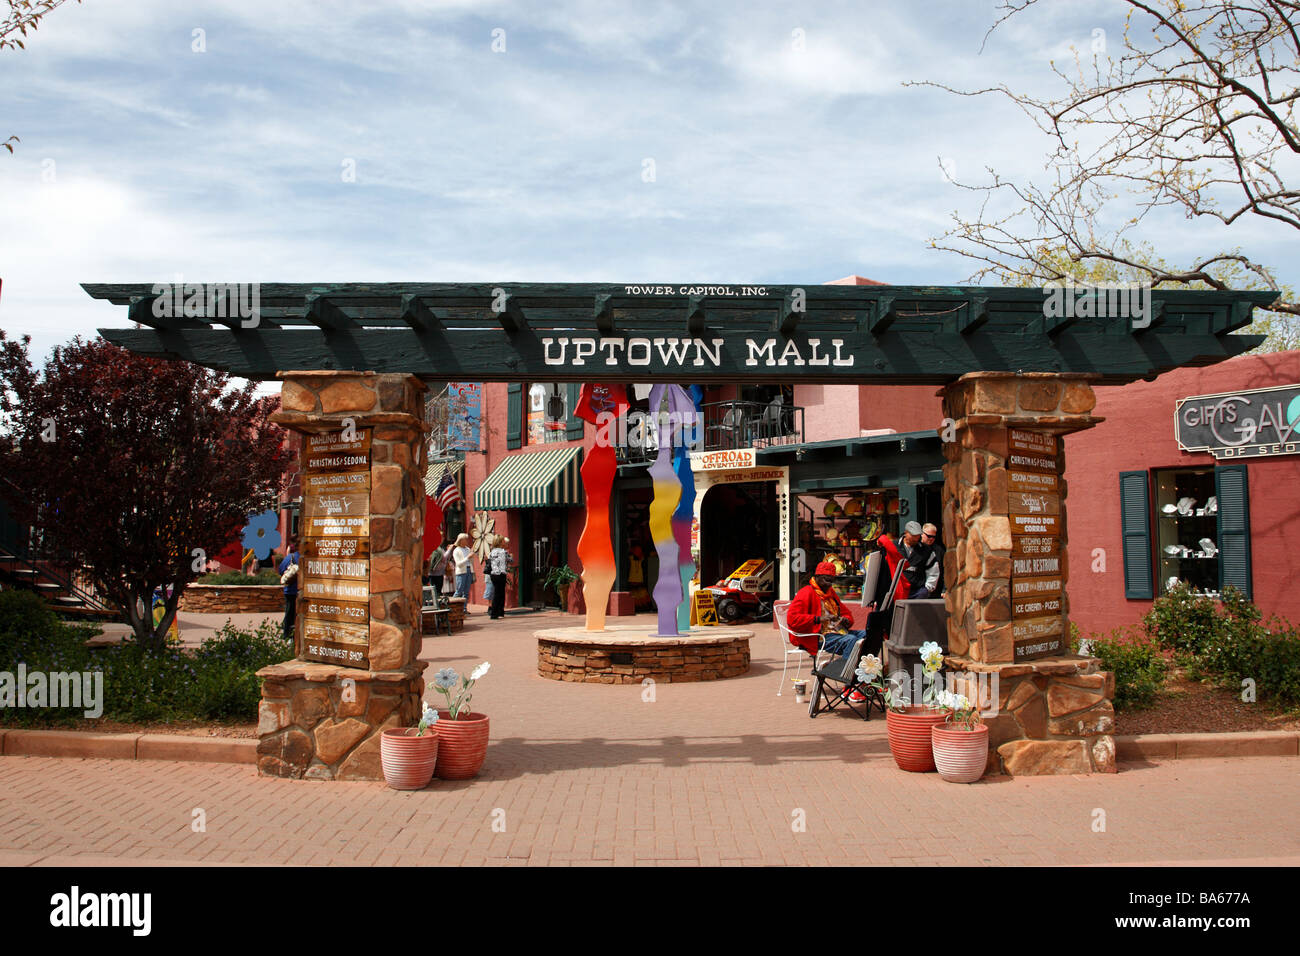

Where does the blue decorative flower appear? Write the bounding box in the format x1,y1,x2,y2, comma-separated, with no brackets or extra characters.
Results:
241,509,282,560
433,667,460,690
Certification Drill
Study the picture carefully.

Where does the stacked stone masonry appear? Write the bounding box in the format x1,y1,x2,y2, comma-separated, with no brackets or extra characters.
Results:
259,372,431,780
538,637,751,683
255,660,425,780
937,372,1115,775
946,657,1117,775
182,584,283,614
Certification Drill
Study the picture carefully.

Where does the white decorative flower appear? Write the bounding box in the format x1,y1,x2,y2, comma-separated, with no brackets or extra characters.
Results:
470,661,491,681
951,694,971,711
857,654,883,679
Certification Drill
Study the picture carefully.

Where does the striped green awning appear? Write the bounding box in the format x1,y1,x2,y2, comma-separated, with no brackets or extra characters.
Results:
474,446,584,510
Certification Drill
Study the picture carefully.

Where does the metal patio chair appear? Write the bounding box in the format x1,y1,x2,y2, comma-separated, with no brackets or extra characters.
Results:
773,600,824,695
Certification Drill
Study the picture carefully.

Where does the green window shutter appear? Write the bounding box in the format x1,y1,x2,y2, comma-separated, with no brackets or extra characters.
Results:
1119,470,1153,599
566,383,584,440
506,383,522,450
1215,464,1252,599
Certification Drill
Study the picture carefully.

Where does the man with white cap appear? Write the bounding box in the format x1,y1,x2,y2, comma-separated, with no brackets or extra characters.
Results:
901,521,942,599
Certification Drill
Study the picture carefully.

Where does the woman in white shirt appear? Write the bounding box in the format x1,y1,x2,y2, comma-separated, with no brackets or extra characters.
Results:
452,533,474,600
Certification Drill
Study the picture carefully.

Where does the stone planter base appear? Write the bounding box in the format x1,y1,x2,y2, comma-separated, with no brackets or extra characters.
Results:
255,659,427,780
183,584,284,614
536,625,752,683
945,655,1116,775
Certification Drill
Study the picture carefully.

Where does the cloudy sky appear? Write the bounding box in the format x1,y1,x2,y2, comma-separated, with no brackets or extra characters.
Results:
2,0,1295,369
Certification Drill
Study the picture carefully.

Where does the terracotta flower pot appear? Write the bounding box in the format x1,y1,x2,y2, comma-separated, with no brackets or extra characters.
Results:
434,711,490,779
380,728,439,790
931,723,990,783
885,706,949,772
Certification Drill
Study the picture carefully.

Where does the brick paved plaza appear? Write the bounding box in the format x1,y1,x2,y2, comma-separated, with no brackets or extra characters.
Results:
2,610,1298,867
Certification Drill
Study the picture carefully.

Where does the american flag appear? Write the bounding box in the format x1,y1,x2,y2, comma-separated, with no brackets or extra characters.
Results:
435,471,461,510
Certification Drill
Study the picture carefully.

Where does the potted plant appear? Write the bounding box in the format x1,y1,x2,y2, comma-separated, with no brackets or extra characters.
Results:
430,662,491,779
930,690,989,783
876,641,950,772
543,565,579,610
379,703,440,790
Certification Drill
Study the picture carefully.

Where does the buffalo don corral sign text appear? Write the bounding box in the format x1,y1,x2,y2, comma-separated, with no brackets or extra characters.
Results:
300,428,372,668
1176,383,1300,460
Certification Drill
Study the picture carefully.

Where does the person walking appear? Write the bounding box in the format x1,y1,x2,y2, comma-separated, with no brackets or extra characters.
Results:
427,540,449,595
487,535,513,620
452,533,475,603
277,539,301,642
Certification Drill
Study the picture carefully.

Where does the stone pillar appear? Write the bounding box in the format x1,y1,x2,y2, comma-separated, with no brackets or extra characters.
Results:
255,371,430,780
939,372,1118,775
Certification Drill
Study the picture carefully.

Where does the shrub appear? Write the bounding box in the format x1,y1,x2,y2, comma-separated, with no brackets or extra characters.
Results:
0,589,97,663
199,569,281,586
1144,584,1300,707
1,618,292,726
1143,582,1221,657
1075,627,1169,710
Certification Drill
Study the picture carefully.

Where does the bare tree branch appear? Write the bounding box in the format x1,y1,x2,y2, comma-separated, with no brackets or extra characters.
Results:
915,0,1300,334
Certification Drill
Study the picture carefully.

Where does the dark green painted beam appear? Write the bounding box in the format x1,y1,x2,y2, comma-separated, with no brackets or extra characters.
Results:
96,326,1264,385
85,282,1279,384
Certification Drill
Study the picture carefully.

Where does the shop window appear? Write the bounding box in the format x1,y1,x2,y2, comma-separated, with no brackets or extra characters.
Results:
1121,466,1252,601
794,489,903,600
510,383,582,447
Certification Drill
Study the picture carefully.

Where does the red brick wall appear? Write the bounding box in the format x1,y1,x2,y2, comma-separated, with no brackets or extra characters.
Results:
1064,350,1300,637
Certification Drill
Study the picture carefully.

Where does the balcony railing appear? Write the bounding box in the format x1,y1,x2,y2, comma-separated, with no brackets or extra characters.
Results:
615,400,803,464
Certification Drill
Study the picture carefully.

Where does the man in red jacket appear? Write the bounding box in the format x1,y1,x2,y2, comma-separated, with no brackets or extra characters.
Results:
786,562,868,659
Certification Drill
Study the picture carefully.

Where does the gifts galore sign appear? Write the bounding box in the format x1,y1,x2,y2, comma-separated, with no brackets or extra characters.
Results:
1175,383,1300,459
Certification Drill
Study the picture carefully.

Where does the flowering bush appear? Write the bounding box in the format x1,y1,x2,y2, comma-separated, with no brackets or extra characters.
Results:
431,661,490,719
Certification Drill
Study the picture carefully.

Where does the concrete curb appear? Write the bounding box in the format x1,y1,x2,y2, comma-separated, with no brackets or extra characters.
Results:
1,730,257,765
1,728,1295,766
1117,731,1300,760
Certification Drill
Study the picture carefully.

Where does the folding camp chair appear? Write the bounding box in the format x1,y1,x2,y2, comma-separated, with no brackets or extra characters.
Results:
807,635,887,720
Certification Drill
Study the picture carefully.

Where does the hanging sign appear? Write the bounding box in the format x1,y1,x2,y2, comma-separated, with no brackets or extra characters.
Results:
1175,383,1300,459
445,382,483,452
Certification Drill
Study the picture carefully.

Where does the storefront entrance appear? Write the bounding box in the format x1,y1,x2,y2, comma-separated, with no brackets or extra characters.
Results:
520,508,567,608
698,481,779,589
